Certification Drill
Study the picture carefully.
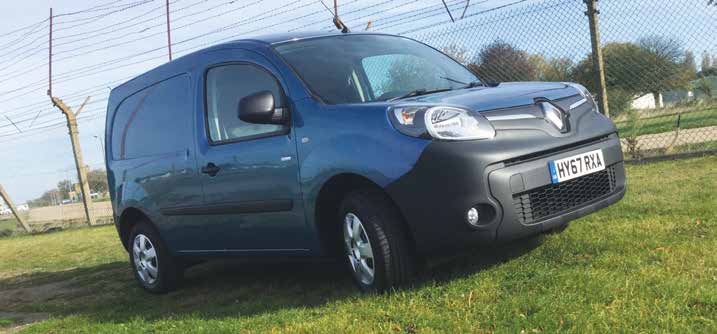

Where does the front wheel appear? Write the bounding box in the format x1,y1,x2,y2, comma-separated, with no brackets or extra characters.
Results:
340,189,416,293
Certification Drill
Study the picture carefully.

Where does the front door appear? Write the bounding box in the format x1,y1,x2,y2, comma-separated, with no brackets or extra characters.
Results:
194,62,307,253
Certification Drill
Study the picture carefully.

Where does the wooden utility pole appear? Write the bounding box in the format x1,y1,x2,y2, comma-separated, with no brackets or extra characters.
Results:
51,96,95,226
48,8,53,96
585,0,610,118
165,0,172,61
0,184,31,233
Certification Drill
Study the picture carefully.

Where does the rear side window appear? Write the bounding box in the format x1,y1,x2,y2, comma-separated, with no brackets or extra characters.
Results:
205,64,285,143
111,74,192,160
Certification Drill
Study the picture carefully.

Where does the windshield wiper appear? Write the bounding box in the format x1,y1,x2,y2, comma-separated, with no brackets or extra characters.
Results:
388,87,453,101
440,76,484,89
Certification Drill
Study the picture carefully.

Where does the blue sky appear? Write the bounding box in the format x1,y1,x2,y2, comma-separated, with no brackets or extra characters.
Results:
0,0,714,204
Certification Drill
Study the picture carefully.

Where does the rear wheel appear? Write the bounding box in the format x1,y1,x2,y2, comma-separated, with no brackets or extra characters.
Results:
129,221,183,293
340,189,416,293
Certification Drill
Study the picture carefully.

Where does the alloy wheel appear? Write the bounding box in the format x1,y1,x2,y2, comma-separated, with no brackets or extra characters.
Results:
133,234,159,285
343,212,375,285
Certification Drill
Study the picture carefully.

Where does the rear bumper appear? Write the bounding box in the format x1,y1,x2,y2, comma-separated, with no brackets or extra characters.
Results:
386,134,626,255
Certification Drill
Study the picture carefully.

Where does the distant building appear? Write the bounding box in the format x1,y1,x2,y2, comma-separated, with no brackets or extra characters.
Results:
631,76,716,110
632,93,664,110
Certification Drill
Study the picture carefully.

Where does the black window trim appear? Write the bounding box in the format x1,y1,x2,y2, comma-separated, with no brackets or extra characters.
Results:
203,61,291,146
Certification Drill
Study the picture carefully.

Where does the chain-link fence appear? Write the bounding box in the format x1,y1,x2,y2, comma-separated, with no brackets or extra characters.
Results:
403,0,716,160
1,0,715,236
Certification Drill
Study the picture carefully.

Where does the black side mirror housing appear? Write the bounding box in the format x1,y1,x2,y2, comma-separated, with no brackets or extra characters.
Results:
238,90,286,125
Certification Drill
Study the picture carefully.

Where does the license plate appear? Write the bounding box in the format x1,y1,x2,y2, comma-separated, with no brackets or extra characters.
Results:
548,149,605,184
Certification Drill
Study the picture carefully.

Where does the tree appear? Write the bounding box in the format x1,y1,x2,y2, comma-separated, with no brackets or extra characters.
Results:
441,44,469,65
467,40,537,82
57,180,73,200
573,43,647,93
701,51,713,73
572,38,693,113
380,56,438,97
694,77,713,99
530,54,575,82
683,51,697,80
87,169,109,194
28,189,60,208
638,36,693,107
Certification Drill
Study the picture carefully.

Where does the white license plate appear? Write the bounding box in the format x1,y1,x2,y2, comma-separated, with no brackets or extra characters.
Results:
548,149,605,184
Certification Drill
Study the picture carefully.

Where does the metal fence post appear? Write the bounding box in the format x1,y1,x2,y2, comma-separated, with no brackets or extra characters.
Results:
0,184,31,233
585,0,610,118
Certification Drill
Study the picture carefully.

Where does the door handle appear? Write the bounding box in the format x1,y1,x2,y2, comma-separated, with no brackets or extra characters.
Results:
201,162,221,177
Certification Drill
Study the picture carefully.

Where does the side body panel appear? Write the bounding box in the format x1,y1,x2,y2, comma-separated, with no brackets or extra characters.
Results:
179,47,310,255
106,62,203,253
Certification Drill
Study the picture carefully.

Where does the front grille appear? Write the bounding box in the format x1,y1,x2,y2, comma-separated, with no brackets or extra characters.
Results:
513,165,617,224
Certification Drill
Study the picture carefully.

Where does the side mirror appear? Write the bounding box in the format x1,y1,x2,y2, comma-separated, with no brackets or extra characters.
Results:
238,90,286,125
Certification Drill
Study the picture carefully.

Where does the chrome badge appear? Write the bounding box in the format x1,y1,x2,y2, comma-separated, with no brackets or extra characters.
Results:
539,102,567,132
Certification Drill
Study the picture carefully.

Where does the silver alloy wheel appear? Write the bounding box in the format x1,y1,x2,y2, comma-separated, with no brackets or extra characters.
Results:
343,212,375,285
133,234,159,285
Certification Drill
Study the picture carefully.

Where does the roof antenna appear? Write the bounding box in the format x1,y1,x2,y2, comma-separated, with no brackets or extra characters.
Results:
332,0,350,33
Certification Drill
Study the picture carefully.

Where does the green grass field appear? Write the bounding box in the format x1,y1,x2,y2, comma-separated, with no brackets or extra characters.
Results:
616,107,717,137
1,156,715,333
0,219,16,236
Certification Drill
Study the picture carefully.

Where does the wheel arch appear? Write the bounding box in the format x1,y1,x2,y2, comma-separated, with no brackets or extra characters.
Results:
313,173,416,258
117,207,159,252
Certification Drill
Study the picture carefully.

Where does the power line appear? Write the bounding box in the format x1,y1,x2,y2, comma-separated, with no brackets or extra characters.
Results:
0,17,48,39
52,0,156,18
53,0,260,57
0,0,312,105
53,0,158,29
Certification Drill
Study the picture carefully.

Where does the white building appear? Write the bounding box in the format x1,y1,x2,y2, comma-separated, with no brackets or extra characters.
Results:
631,93,664,110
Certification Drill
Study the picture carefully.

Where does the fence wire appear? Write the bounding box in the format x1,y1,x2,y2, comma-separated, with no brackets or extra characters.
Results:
405,0,716,160
1,0,716,235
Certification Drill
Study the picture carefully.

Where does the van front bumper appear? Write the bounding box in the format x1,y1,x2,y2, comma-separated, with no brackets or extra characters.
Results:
385,133,626,255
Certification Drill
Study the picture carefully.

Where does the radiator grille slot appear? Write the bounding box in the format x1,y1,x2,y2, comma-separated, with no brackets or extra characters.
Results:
513,166,616,224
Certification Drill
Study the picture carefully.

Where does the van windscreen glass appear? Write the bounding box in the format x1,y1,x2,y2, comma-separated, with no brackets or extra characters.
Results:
274,35,479,105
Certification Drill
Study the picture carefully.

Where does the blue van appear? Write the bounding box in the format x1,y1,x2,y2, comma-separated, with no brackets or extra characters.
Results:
106,32,626,293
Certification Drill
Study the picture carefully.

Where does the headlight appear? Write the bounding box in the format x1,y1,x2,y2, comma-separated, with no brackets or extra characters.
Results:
564,82,599,114
389,105,495,141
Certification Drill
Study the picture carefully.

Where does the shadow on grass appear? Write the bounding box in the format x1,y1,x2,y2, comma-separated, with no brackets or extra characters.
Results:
0,235,544,324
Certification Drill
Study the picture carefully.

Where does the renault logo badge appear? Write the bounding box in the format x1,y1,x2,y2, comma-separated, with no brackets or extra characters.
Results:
539,102,568,132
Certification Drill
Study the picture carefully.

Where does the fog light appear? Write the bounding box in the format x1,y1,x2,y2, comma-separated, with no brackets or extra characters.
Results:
466,207,479,226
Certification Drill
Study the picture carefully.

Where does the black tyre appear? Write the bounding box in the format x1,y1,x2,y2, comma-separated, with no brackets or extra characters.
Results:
128,221,183,293
339,188,416,293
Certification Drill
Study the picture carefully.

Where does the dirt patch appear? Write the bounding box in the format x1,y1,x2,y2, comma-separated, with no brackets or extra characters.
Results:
0,280,81,310
0,312,49,334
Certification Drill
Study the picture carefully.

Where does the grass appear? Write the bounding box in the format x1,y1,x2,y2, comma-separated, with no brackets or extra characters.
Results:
0,218,16,236
0,156,715,333
615,106,717,137
624,140,717,160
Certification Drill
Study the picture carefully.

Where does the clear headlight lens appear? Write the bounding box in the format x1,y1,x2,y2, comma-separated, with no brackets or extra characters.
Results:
389,106,495,141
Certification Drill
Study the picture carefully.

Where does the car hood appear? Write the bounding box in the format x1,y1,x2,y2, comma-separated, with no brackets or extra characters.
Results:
395,82,580,112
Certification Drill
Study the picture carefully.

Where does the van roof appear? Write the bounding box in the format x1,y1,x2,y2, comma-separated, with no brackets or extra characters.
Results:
109,31,359,98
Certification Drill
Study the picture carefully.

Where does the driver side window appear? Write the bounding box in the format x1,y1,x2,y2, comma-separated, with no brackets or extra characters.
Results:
205,64,285,143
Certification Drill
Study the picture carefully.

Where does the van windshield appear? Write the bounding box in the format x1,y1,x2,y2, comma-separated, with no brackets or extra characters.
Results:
273,34,479,104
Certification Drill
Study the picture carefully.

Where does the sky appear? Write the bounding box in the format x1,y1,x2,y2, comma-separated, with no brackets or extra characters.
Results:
0,0,714,205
